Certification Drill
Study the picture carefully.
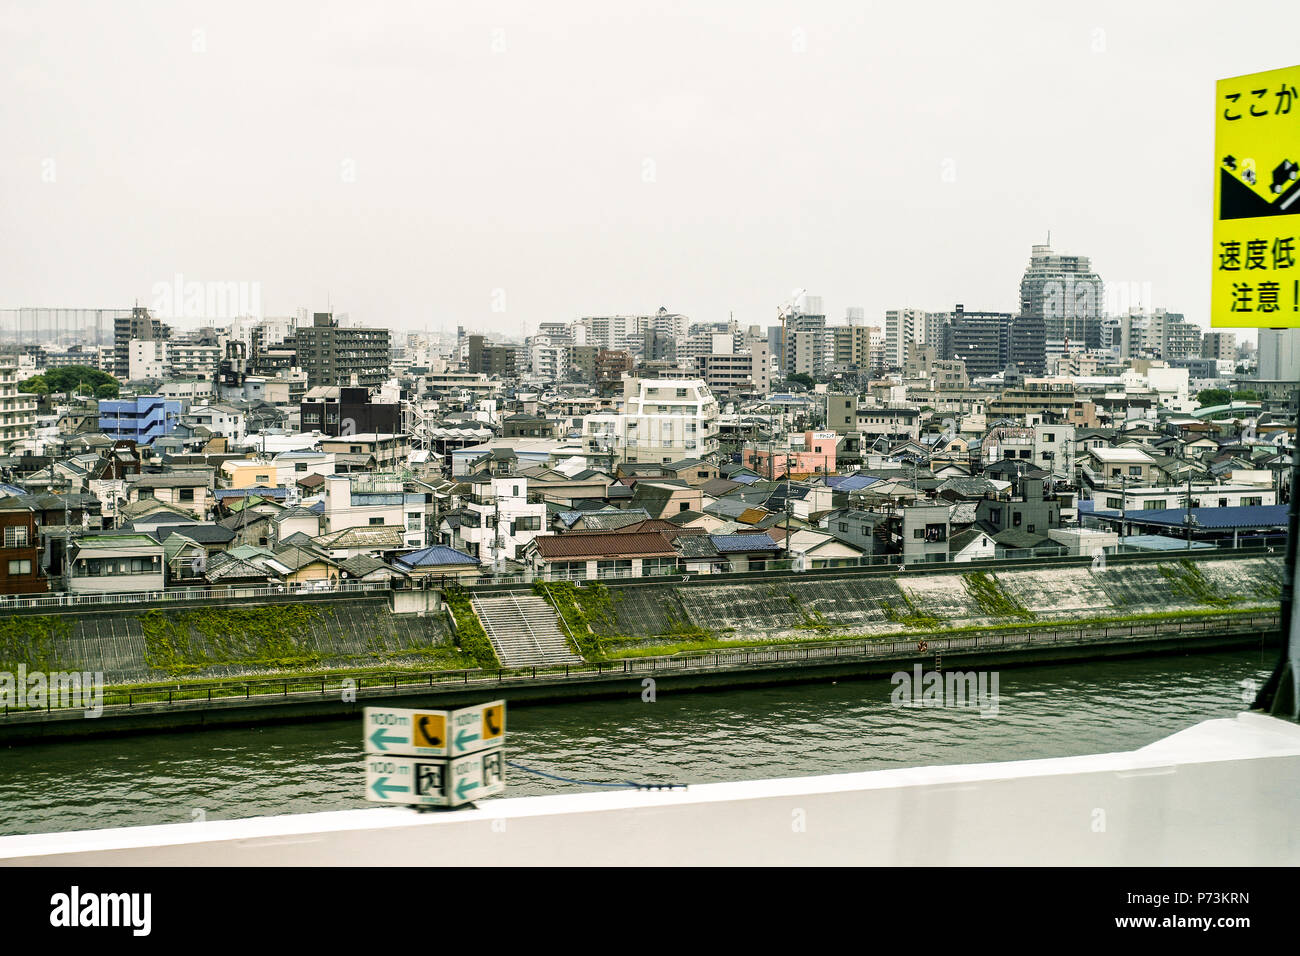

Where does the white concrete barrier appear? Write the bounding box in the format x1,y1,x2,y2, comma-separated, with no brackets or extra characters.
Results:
1,713,1297,866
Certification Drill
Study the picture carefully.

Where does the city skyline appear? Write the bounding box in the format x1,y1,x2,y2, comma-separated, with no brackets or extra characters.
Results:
3,1,1295,343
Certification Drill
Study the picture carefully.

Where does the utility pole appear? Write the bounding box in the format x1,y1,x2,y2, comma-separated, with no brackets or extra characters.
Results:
1119,472,1127,541
1186,471,1194,550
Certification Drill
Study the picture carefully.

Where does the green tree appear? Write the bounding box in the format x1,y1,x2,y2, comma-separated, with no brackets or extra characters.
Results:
1196,388,1231,407
27,365,119,396
94,383,119,399
19,375,48,395
1233,389,1259,403
786,372,814,389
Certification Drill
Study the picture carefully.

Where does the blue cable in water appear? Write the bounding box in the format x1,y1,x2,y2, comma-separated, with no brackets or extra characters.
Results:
505,760,685,791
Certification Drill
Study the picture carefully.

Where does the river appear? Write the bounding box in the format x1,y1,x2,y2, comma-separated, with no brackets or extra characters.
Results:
0,648,1275,836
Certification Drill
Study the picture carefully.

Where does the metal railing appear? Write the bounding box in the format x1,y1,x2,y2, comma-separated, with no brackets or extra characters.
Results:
0,580,390,613
466,535,1288,587
3,610,1278,719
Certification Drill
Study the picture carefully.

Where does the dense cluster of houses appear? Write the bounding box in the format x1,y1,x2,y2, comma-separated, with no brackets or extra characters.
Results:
0,373,1290,601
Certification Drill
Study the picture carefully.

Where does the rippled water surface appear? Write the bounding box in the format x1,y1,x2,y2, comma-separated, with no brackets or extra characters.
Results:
0,649,1275,836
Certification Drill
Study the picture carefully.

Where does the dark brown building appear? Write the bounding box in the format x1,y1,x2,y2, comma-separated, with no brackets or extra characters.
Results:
0,505,47,594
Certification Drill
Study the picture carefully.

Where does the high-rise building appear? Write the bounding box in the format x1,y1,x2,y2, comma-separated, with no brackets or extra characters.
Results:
1258,328,1300,382
941,305,1014,378
466,334,516,377
1115,309,1200,361
113,306,168,381
884,308,924,371
579,308,687,351
830,325,872,371
0,367,38,455
289,313,390,388
1018,242,1104,368
1201,331,1238,362
780,308,821,379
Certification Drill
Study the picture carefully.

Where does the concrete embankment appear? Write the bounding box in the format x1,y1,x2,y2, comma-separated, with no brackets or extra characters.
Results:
0,593,456,684
570,553,1284,645
0,609,1279,744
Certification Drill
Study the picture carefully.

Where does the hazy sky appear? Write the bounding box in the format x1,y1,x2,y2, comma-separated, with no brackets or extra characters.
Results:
2,0,1294,341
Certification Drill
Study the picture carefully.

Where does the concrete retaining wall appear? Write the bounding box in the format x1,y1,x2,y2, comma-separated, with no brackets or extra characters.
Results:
589,555,1284,644
0,597,455,684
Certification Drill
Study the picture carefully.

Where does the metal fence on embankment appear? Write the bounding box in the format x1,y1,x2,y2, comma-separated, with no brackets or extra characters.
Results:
0,610,1278,721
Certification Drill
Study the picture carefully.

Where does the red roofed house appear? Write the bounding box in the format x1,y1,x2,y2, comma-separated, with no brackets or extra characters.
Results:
523,530,681,582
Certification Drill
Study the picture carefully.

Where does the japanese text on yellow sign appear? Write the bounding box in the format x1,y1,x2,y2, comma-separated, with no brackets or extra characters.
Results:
1212,64,1300,328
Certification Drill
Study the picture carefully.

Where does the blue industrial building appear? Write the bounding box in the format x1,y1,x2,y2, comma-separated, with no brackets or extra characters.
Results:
97,396,182,445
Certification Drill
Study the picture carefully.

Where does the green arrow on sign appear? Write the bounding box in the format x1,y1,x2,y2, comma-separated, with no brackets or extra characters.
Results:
456,727,479,751
456,777,480,801
369,727,408,752
371,776,410,799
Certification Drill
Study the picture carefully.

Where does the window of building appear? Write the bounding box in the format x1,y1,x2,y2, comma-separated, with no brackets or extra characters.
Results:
3,526,27,549
7,559,30,575
179,488,195,502
1013,512,1022,526
369,517,383,526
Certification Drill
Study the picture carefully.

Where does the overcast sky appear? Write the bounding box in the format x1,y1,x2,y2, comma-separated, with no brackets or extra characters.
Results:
2,0,1293,341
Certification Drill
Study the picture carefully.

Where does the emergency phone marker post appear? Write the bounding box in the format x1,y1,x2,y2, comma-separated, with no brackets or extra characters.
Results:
364,702,507,809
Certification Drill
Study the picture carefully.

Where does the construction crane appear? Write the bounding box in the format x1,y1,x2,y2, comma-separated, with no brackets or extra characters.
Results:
777,288,806,378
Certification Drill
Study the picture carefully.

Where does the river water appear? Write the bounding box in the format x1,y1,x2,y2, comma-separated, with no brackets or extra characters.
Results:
0,648,1276,837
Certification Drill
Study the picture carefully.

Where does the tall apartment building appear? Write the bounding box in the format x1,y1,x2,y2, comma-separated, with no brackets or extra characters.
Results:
830,325,872,371
1018,242,1104,366
464,335,516,377
782,310,827,378
884,308,925,371
167,333,223,380
696,341,770,396
1258,328,1300,382
290,312,390,388
940,305,1013,378
1116,309,1201,361
0,368,38,455
579,308,687,351
113,306,168,380
1201,331,1238,362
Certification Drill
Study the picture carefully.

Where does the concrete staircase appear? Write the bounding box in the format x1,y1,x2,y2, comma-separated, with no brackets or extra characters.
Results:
471,593,584,668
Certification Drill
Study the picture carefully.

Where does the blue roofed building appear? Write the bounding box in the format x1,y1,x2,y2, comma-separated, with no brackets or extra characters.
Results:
394,545,484,582
708,532,783,572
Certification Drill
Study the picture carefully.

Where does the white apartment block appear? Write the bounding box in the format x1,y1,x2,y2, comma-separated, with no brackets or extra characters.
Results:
579,310,688,351
583,377,720,464
458,476,549,567
128,340,167,380
167,341,222,379
528,338,571,380
0,367,38,455
884,308,926,370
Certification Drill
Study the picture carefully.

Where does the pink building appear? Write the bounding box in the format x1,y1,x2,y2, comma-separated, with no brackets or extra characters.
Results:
743,431,838,478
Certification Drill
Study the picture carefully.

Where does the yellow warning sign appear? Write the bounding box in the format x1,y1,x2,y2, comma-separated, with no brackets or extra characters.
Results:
412,713,446,749
482,703,505,742
1212,64,1300,327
